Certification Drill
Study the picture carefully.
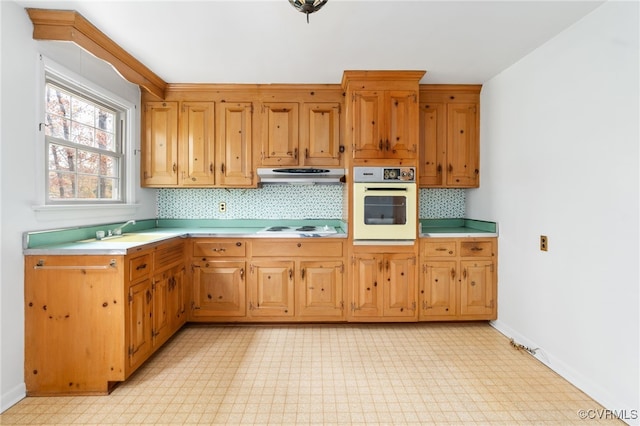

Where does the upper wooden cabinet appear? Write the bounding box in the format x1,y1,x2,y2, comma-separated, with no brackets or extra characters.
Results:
301,102,342,166
142,101,179,186
342,71,424,161
142,101,216,187
259,101,343,167
419,86,481,188
217,102,253,187
179,102,215,186
260,102,299,166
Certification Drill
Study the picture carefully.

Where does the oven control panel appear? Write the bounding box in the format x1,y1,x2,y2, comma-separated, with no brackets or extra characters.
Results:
353,167,415,182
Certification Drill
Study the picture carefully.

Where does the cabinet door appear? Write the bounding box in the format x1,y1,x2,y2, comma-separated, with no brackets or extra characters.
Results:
142,102,178,186
168,264,186,331
447,103,479,187
249,261,295,317
217,102,253,186
179,102,215,186
386,91,418,159
421,261,457,318
460,260,495,317
301,102,341,166
192,260,246,318
298,260,344,319
383,254,417,319
128,278,153,371
261,102,299,166
152,271,171,347
419,102,446,186
350,254,383,317
351,91,384,159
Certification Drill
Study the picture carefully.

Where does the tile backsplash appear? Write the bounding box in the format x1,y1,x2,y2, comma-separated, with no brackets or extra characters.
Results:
157,187,465,219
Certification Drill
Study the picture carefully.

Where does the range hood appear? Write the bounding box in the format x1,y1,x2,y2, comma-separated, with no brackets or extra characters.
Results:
257,168,345,185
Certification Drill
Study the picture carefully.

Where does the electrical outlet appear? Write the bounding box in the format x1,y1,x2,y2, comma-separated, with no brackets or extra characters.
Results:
219,202,226,213
540,235,548,251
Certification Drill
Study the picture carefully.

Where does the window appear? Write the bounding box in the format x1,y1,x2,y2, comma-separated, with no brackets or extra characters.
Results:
44,78,125,204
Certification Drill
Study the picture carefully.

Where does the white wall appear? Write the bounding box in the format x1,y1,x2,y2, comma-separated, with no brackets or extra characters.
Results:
467,0,639,417
0,2,156,411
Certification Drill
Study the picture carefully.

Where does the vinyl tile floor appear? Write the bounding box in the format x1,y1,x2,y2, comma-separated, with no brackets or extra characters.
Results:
1,322,618,425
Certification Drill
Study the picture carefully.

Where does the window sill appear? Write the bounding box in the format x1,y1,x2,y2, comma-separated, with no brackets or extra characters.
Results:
32,204,142,222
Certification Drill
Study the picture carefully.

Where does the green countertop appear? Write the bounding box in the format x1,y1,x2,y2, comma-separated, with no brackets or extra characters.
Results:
419,218,498,237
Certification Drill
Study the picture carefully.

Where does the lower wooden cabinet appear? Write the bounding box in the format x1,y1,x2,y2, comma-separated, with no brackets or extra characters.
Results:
349,248,418,322
192,260,246,318
249,240,346,322
24,239,187,396
420,238,497,321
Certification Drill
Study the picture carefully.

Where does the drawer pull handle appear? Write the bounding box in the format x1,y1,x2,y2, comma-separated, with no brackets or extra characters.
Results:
240,268,244,280
470,247,483,251
435,248,447,251
136,263,147,271
211,248,226,252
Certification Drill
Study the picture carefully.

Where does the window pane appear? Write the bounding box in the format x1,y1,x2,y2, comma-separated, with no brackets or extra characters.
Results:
100,177,118,199
45,86,70,118
77,150,100,174
96,129,115,151
48,172,76,199
78,175,99,198
49,144,76,172
71,97,96,127
71,122,95,147
45,114,71,139
96,108,115,133
100,155,119,177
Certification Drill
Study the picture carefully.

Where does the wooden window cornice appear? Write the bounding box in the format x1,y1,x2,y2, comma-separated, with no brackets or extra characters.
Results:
27,8,167,100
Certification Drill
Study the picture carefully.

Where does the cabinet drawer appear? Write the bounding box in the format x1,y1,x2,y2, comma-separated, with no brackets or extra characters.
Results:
252,240,343,257
193,240,246,257
423,241,456,257
155,240,184,268
129,253,151,281
460,241,493,257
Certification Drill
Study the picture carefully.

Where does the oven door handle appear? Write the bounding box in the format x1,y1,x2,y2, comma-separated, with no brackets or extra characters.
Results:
364,187,408,192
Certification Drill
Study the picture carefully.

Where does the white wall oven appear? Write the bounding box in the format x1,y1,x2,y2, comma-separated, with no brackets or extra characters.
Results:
353,167,417,241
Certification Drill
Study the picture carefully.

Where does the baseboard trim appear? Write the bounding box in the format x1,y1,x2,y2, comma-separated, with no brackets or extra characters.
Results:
1,382,26,413
490,320,638,425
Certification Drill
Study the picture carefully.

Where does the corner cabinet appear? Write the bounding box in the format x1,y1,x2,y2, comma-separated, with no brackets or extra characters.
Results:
419,86,481,187
342,71,424,161
142,101,179,186
419,237,497,321
24,238,187,395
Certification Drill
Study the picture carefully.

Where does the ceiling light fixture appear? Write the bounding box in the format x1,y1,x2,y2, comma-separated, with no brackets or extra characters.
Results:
288,0,328,24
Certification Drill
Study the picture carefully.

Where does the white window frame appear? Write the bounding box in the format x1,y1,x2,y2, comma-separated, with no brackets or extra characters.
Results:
33,56,140,219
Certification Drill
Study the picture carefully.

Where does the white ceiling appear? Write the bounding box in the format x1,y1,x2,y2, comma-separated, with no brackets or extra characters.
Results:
16,0,605,85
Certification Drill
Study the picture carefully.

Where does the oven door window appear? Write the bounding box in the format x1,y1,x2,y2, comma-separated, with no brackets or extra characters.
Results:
363,195,407,225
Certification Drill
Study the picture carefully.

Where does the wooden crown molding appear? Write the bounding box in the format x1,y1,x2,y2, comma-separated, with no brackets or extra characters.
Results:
27,8,167,99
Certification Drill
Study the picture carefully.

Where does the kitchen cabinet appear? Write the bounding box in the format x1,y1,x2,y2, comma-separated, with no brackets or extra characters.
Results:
300,102,342,166
142,101,179,186
260,102,299,166
250,240,345,321
179,102,215,186
191,239,247,320
142,101,215,187
342,71,424,161
420,237,497,321
419,86,481,187
349,249,418,321
217,101,254,186
24,239,187,395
